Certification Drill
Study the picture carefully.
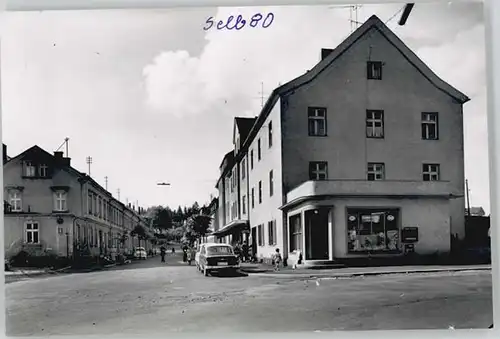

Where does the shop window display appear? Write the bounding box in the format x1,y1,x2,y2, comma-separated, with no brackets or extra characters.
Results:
347,209,400,253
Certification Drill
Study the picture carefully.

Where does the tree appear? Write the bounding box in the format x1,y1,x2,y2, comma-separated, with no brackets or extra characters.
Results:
182,214,212,246
130,225,147,247
154,207,173,231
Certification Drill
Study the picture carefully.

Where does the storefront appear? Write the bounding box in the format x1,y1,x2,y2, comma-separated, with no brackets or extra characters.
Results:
212,220,249,247
282,196,452,265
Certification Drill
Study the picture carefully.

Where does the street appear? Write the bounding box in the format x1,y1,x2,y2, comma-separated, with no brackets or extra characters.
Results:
5,257,493,336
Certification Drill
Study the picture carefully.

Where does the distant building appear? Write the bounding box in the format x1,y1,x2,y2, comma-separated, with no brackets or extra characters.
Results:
3,145,151,259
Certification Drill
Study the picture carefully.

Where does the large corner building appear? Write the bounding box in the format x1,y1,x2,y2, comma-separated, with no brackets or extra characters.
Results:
211,15,469,266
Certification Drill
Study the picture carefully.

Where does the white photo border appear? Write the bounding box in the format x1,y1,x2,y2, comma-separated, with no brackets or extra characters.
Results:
0,1,497,339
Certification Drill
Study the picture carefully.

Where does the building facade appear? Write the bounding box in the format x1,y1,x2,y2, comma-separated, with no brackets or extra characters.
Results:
212,15,469,265
3,145,151,259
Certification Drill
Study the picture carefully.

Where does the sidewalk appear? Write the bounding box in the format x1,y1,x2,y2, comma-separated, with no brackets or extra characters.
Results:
239,262,492,278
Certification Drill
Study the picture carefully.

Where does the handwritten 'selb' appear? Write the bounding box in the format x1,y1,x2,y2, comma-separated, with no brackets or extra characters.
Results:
204,13,275,31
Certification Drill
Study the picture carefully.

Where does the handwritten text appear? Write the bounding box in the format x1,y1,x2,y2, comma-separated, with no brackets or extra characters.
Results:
203,13,275,31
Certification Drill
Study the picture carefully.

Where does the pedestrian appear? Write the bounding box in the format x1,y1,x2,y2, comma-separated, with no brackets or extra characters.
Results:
273,248,282,271
160,246,166,263
242,242,249,262
171,247,175,254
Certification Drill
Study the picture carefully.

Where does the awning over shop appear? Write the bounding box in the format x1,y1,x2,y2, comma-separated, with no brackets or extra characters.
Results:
212,220,249,237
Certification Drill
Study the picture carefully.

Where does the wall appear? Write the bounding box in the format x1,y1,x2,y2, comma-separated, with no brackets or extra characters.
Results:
281,27,465,238
247,98,285,259
4,163,84,216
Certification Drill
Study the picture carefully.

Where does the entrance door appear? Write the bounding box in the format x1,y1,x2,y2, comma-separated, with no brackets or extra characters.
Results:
305,208,329,260
251,227,257,260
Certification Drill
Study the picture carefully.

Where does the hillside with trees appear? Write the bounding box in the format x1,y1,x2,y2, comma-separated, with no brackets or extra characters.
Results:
144,202,212,247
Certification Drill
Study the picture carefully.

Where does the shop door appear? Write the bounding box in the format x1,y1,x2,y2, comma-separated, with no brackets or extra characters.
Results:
305,209,329,260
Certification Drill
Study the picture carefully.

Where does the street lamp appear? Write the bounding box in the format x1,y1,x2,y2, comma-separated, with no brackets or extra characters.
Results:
398,3,415,26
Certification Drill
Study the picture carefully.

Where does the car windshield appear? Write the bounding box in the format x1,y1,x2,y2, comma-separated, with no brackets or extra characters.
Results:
206,246,233,255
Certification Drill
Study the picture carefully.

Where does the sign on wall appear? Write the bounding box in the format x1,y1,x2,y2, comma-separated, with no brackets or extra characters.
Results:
402,227,419,243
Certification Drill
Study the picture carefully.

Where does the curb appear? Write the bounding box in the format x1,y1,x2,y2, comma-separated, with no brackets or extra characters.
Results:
243,266,492,279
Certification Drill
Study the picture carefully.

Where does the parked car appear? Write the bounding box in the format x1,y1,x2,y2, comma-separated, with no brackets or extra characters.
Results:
196,243,240,276
134,247,147,260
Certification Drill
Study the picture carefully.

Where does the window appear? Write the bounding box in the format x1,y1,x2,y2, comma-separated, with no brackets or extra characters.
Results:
251,188,255,209
268,220,276,245
289,214,303,252
258,181,262,204
242,195,246,214
242,159,246,180
250,150,254,169
268,121,273,148
309,162,328,180
347,209,399,253
54,191,68,211
422,112,439,140
88,193,93,214
24,161,36,177
226,202,230,219
308,107,327,136
257,224,264,246
39,164,48,177
269,170,274,196
230,172,234,193
367,61,383,80
93,195,97,216
25,222,39,244
98,197,103,218
366,110,384,138
9,191,22,212
258,138,262,161
423,164,440,181
367,163,385,181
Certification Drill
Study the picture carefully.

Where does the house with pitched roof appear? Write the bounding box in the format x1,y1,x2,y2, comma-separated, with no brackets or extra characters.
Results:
211,15,469,266
3,145,151,259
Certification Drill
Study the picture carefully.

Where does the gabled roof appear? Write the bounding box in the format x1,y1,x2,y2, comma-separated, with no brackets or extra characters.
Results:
241,14,470,151
5,145,145,220
233,117,257,145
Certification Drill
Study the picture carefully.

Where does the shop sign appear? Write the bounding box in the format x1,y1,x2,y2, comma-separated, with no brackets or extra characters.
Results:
402,226,419,243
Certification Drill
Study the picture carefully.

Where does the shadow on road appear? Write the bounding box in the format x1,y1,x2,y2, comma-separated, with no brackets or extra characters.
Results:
210,270,249,278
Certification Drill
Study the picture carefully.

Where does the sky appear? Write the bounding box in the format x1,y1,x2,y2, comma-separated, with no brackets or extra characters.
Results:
1,1,488,212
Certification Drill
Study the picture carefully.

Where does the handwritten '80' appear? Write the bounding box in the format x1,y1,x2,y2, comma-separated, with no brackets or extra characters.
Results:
203,13,275,31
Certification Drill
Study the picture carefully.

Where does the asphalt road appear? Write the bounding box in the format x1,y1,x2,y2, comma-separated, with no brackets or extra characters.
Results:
5,259,493,336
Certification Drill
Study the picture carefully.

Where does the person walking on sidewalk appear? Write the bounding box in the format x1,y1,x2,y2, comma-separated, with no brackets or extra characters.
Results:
273,248,282,271
160,246,166,263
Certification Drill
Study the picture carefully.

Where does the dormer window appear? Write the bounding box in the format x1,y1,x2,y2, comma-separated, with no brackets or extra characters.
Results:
39,164,48,177
23,161,36,177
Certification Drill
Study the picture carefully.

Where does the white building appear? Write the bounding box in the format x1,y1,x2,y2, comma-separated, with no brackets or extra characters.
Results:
214,15,469,266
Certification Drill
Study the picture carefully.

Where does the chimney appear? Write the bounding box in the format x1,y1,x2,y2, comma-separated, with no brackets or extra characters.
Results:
62,157,71,167
2,144,7,164
54,151,63,158
321,48,333,60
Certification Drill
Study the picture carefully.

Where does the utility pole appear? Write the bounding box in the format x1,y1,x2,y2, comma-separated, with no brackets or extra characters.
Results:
86,156,93,176
104,176,108,191
466,179,471,216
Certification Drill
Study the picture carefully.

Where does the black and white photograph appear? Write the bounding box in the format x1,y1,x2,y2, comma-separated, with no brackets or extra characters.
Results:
1,0,494,335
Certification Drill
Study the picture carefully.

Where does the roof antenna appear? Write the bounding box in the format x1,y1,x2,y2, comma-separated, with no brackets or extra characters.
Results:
55,137,70,157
